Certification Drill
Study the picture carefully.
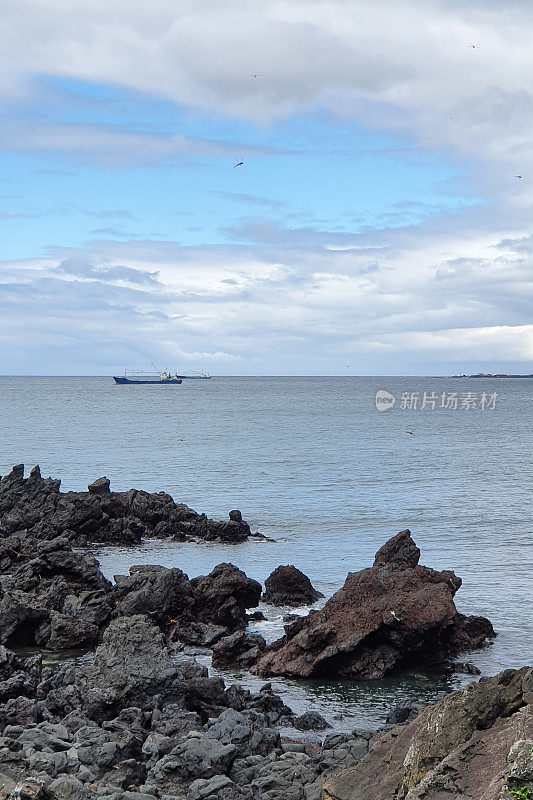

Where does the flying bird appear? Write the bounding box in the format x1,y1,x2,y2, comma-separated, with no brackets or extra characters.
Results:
250,74,260,78
515,175,523,179
406,430,414,435
468,42,479,48
234,158,244,168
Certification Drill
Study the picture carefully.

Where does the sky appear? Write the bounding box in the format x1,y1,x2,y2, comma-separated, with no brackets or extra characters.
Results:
0,0,532,375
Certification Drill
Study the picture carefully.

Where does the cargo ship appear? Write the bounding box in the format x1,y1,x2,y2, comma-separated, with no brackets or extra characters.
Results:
175,371,211,379
113,370,182,385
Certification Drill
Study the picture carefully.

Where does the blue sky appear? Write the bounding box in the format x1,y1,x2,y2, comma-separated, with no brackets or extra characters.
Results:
0,0,532,375
0,77,474,260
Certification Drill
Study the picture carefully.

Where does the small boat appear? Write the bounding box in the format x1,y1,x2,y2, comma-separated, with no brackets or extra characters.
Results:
113,370,182,385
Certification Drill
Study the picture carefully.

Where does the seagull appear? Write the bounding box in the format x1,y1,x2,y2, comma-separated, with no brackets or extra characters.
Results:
468,42,479,48
250,74,260,78
515,175,523,179
234,158,244,168
406,430,414,435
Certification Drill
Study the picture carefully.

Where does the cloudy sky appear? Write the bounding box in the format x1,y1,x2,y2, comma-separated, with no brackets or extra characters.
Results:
1,0,532,375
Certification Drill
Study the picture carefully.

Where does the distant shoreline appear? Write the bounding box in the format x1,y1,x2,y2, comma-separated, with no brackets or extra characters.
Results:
451,373,533,378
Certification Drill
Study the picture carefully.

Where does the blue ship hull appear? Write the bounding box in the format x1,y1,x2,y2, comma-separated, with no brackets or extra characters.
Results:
113,377,182,384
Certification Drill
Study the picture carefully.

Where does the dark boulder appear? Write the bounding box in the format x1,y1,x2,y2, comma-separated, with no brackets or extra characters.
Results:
454,660,482,676
385,699,425,725
87,477,111,495
246,610,266,622
253,530,495,679
211,631,267,668
191,564,262,632
293,711,331,731
0,537,112,650
0,646,42,702
35,612,100,650
262,565,323,606
170,620,228,647
111,564,197,630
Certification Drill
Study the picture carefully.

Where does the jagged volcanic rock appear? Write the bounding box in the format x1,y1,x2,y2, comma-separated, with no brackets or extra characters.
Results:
191,563,262,632
0,527,263,651
262,565,324,606
0,464,254,546
111,564,197,629
323,666,533,800
40,615,229,724
0,536,112,649
253,530,495,679
211,631,267,668
0,646,42,703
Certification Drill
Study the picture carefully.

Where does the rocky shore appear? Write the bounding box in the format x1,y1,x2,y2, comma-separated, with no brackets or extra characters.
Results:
0,622,530,800
0,466,255,547
0,463,530,799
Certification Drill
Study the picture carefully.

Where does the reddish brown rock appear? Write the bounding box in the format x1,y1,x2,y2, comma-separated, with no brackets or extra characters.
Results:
323,666,533,800
253,530,495,679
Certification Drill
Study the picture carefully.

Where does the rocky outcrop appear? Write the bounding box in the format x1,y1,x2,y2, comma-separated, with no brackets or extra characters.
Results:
212,631,267,668
111,563,263,649
0,536,112,650
0,615,307,799
0,526,263,651
40,615,230,724
323,666,533,800
191,564,262,632
111,564,197,629
254,530,495,679
262,565,324,606
0,464,255,546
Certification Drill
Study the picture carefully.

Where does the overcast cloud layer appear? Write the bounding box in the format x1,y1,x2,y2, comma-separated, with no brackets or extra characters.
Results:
0,0,532,374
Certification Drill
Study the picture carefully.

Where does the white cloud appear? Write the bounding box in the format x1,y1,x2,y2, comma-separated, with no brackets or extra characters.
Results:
2,1,533,173
359,325,533,360
1,223,531,373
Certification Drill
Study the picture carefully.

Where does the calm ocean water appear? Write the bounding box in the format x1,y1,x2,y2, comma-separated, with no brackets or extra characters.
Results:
0,376,531,729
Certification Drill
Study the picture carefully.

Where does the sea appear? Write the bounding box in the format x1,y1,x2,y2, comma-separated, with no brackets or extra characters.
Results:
0,375,531,731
